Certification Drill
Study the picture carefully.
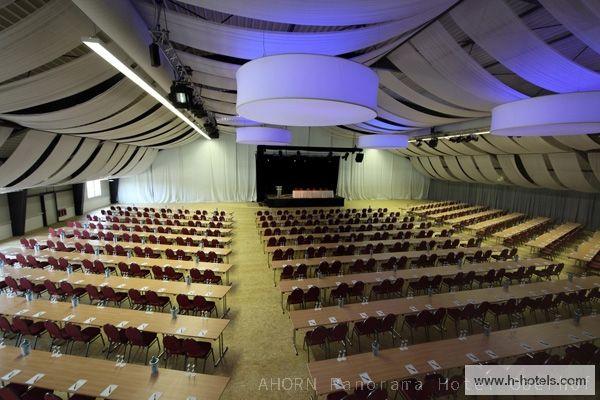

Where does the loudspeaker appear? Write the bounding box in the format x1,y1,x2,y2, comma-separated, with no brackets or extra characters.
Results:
149,42,161,67
355,153,364,163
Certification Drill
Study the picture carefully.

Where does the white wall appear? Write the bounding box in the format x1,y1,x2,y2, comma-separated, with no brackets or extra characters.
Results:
56,189,75,221
119,129,429,203
24,195,43,232
0,195,12,240
83,180,111,212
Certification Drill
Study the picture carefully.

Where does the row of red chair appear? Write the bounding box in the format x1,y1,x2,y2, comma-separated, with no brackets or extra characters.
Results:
257,208,389,216
110,205,225,216
501,219,554,246
95,211,225,220
258,212,404,222
94,216,227,227
408,201,454,211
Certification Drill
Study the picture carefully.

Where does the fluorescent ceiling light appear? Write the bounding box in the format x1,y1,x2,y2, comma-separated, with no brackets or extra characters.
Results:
82,37,210,140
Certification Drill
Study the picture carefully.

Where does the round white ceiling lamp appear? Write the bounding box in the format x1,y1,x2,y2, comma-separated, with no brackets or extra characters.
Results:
357,134,409,149
236,127,292,145
236,54,378,126
491,91,600,136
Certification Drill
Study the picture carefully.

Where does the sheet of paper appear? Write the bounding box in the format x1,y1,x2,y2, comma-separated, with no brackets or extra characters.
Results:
68,379,87,392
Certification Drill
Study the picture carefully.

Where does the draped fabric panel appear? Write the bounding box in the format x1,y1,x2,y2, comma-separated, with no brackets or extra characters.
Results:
0,126,12,148
181,0,456,26
109,147,148,178
39,139,100,187
443,156,476,182
419,157,446,180
553,135,600,151
0,130,55,187
519,154,566,190
191,71,236,91
441,141,484,156
411,21,526,107
473,155,504,183
86,144,130,181
377,71,487,118
177,52,238,79
468,137,508,154
410,157,435,178
377,90,463,126
548,152,600,193
63,141,118,185
135,1,446,59
497,154,539,188
337,150,429,200
456,156,494,183
539,0,600,55
588,153,600,184
450,0,600,92
511,137,569,153
428,180,600,228
200,88,237,104
429,156,460,181
0,0,93,83
107,146,137,176
482,136,529,154
119,149,159,178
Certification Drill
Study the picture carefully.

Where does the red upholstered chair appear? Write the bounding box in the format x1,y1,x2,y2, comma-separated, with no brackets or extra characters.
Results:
12,317,46,349
182,338,214,373
103,323,129,359
125,326,159,364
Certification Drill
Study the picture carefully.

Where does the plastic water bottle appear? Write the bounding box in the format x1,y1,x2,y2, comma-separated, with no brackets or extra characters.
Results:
502,280,509,292
25,290,33,302
567,272,574,282
170,307,178,319
34,244,40,253
150,355,159,375
483,323,491,337
71,296,79,308
94,247,100,257
104,268,110,278
337,297,343,308
67,264,73,275
60,231,66,241
371,339,380,356
20,338,30,356
185,275,192,285
573,309,581,325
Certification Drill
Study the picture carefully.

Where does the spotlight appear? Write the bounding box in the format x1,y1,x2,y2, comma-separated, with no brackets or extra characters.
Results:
278,150,283,157
471,134,479,142
355,153,364,163
415,139,423,147
427,138,438,148
169,81,193,109
327,151,333,158
149,42,161,67
342,152,349,160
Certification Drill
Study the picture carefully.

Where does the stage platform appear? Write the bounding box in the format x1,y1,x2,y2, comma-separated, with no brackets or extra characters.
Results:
263,195,345,208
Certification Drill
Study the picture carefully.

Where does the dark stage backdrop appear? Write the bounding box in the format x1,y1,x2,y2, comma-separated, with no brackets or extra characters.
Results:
256,153,340,202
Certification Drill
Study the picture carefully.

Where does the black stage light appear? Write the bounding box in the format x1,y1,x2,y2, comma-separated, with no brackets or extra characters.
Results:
342,152,349,160
415,139,423,147
169,81,193,109
149,42,161,67
355,153,364,163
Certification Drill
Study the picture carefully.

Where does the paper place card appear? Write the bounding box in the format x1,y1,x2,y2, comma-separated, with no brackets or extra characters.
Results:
409,306,418,312
137,323,149,330
359,313,368,319
1,369,21,381
117,284,126,289
484,349,498,359
32,311,46,318
116,320,129,328
538,340,550,347
375,277,382,282
100,385,118,397
453,300,462,306
176,327,187,334
332,378,345,390
582,331,595,338
187,291,196,296
25,373,45,385
197,329,207,337
99,282,108,287
35,276,45,281
149,392,163,400
62,314,75,322
466,353,480,362
351,280,357,285
68,379,87,392
73,257,81,261
74,280,84,284
96,304,105,309
158,288,166,292
568,334,580,341
140,286,149,291
359,372,373,385
205,291,213,296
520,343,533,352
405,364,419,375
427,360,442,370
107,260,114,263
15,309,29,316
335,282,341,286
83,317,96,324
376,310,385,317
424,304,433,310
141,262,148,266
328,316,337,323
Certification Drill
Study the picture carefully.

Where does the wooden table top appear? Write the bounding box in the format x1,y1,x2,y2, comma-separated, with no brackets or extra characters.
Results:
427,206,487,221
1,266,231,299
260,228,440,243
278,258,551,294
2,249,233,275
41,238,231,257
526,222,582,249
412,203,467,216
87,222,232,236
91,215,234,228
53,230,232,245
0,296,230,340
0,346,230,400
307,315,599,395
568,231,600,263
259,222,417,236
445,209,503,225
290,276,598,330
270,245,507,270
465,213,524,232
492,217,552,240
265,236,472,254
257,216,405,227
408,201,454,211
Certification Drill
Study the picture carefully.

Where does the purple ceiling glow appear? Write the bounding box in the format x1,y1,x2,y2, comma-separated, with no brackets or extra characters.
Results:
491,92,600,136
236,54,378,126
236,127,292,145
357,134,409,149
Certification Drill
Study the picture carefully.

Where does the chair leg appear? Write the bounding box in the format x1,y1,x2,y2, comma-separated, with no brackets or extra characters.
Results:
85,342,91,357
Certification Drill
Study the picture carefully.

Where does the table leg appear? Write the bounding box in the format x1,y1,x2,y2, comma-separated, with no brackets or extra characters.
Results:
273,269,277,287
221,294,230,318
225,270,230,285
214,333,228,367
292,329,298,356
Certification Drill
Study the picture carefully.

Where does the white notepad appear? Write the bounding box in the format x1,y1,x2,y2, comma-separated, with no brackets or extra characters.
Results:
25,373,45,385
68,379,87,392
100,385,118,397
1,369,21,381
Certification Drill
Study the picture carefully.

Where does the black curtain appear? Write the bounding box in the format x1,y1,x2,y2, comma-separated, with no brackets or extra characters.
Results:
428,180,600,229
256,153,340,202
7,190,27,236
109,179,119,204
73,183,84,216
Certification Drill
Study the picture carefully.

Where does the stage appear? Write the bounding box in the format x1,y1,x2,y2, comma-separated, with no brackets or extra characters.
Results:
263,194,345,208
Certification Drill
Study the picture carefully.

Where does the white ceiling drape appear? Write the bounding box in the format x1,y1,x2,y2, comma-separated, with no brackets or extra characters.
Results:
519,153,566,190
497,154,539,188
0,130,55,187
456,156,494,184
548,152,600,193
443,156,476,182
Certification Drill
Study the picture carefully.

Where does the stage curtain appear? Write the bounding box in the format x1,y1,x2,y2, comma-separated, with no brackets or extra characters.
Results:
337,150,429,200
428,180,600,229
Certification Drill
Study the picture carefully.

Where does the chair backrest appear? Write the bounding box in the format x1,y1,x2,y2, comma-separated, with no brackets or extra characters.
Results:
44,320,63,339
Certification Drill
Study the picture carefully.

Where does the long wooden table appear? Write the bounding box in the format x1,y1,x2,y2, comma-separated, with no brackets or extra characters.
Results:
526,222,582,251
0,296,230,365
0,347,230,400
492,217,552,242
307,315,599,397
568,231,600,264
257,216,405,227
83,222,232,236
1,250,234,285
270,245,507,284
289,276,598,354
408,201,455,212
445,209,503,226
91,215,234,228
411,203,466,216
258,222,420,236
1,266,231,316
51,230,232,245
465,213,524,235
260,228,441,246
427,206,487,221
